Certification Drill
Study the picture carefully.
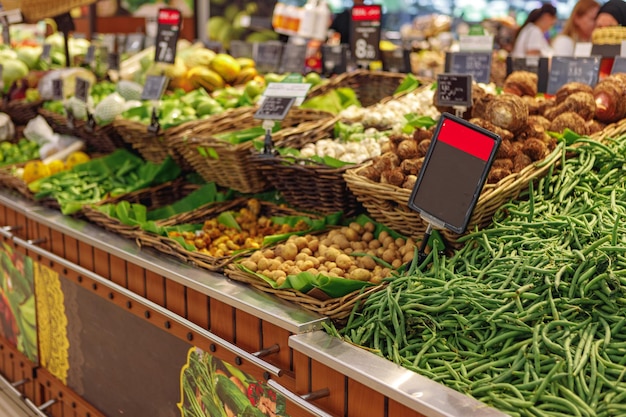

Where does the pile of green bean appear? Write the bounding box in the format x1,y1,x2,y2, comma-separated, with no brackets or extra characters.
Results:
330,137,626,417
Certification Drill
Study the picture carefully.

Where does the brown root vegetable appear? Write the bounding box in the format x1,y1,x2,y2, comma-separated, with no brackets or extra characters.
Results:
521,138,548,161
380,167,405,187
593,74,626,123
537,97,556,115
487,167,512,184
495,139,516,159
503,71,538,97
544,91,596,121
372,152,400,173
412,127,434,143
417,139,431,157
360,165,381,182
471,94,495,120
492,158,514,171
555,82,593,104
549,112,589,136
400,158,423,175
513,152,533,172
396,139,419,160
522,95,542,115
402,175,417,190
586,119,605,135
485,94,529,133
469,118,514,142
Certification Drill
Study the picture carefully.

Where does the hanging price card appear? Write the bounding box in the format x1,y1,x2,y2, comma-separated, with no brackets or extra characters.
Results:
547,56,601,95
154,8,182,64
446,52,492,84
505,57,549,93
75,77,90,102
254,96,295,120
40,43,52,62
350,4,382,67
108,52,120,71
280,43,307,74
611,56,626,74
436,74,472,107
253,41,284,74
141,75,169,100
84,45,96,66
52,79,64,101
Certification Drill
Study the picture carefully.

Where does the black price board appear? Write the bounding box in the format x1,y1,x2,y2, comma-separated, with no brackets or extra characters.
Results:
280,43,307,74
253,41,284,74
154,8,182,64
75,77,90,103
505,56,549,93
229,40,254,58
408,113,501,234
203,40,223,53
108,52,120,71
84,45,96,66
254,97,296,120
350,4,382,67
381,47,411,73
40,43,52,62
321,44,348,76
52,78,64,101
125,33,145,54
547,56,601,95
436,74,472,107
141,75,169,101
445,52,492,84
1,17,9,47
611,56,626,74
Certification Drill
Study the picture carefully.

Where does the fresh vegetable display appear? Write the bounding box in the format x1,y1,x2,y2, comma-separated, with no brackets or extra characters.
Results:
327,134,626,416
0,139,40,166
28,149,181,215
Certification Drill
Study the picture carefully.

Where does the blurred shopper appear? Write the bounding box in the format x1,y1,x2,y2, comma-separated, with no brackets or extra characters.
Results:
595,0,626,27
552,0,600,55
511,3,558,57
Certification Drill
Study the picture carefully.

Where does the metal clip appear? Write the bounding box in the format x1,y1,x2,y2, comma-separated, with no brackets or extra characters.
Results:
27,237,47,246
253,344,280,358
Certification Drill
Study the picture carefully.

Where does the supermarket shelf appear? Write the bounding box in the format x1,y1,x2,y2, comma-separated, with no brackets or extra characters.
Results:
0,384,38,417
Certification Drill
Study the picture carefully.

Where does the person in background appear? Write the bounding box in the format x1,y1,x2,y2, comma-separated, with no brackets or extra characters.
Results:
552,0,600,55
329,0,364,45
511,3,558,58
595,0,626,27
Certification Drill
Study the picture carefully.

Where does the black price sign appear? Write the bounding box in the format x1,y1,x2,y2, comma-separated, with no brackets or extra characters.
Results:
350,4,382,67
611,56,626,74
408,113,501,234
84,45,96,65
280,43,307,74
505,57,550,93
229,40,254,59
254,41,284,73
141,75,169,101
108,52,120,71
52,78,64,100
125,33,145,54
382,47,411,73
321,44,348,76
41,43,52,62
547,56,601,95
154,8,182,64
75,77,90,102
446,52,492,84
436,74,472,107
254,97,296,120
203,40,223,53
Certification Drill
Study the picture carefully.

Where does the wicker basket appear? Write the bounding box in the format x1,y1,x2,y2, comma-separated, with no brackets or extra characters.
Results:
82,179,204,239
0,166,33,201
591,118,626,143
0,100,42,126
1,0,96,23
134,199,314,272
344,143,564,246
251,116,364,216
592,26,626,45
38,108,76,137
225,264,384,320
307,70,409,107
166,107,334,194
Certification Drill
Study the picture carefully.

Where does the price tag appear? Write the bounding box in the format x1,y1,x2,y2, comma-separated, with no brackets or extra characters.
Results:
280,43,307,74
75,77,90,103
125,33,145,54
254,96,296,120
84,45,96,66
446,52,492,84
253,41,284,73
141,75,169,100
321,44,348,76
436,74,472,107
458,35,494,52
611,56,626,74
622,40,626,57
0,9,22,24
261,82,312,106
154,8,182,64
547,56,601,95
408,113,501,234
505,57,550,93
350,4,382,67
229,40,254,58
108,52,120,71
52,78,64,101
41,43,52,62
1,17,9,47
203,40,223,53
381,47,411,73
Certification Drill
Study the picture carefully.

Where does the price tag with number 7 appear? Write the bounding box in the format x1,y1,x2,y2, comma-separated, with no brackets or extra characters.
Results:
154,8,182,64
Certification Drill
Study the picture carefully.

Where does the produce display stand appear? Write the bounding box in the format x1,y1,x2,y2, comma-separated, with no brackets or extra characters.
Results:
0,189,505,417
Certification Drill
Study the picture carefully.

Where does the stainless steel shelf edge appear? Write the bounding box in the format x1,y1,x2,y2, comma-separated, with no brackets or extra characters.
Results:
0,191,326,333
289,331,510,417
